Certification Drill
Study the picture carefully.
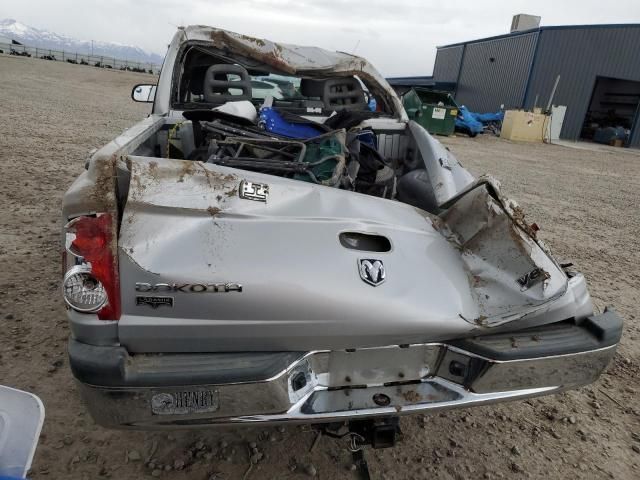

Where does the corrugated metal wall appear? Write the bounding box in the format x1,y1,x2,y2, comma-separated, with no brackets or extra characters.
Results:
454,32,539,112
631,119,640,148
525,27,640,146
433,45,464,83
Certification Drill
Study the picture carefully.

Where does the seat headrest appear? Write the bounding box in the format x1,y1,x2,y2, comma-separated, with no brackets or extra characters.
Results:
300,77,367,111
203,64,252,103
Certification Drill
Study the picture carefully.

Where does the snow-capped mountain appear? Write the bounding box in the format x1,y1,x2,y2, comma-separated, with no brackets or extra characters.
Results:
0,19,163,64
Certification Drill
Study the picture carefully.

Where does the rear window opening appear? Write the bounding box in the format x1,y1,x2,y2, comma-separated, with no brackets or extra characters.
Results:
172,44,387,117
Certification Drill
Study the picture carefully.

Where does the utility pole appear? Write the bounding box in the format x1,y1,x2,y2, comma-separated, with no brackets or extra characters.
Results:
91,40,94,57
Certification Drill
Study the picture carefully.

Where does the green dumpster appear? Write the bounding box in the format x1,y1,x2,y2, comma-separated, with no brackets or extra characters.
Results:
402,88,457,136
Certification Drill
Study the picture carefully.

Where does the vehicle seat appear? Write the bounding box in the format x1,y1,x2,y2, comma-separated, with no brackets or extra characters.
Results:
203,64,252,103
301,78,367,111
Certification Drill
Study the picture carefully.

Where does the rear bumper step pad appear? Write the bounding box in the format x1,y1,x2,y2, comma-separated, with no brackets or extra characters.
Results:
450,308,622,360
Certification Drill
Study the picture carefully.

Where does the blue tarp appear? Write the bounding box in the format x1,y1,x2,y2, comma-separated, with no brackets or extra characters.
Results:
454,106,504,136
455,106,484,135
471,111,504,124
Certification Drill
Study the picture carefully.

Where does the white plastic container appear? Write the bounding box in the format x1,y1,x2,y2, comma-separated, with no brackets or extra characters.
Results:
0,386,45,479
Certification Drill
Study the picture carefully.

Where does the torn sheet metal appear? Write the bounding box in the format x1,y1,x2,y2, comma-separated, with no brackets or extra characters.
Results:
439,178,568,327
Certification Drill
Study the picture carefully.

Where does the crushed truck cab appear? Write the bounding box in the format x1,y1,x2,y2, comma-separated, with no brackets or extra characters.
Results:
62,26,622,429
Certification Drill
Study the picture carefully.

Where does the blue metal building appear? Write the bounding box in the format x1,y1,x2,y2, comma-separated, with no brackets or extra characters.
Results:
433,23,640,147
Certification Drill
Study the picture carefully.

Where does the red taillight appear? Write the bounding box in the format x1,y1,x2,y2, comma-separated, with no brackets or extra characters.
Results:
67,214,120,320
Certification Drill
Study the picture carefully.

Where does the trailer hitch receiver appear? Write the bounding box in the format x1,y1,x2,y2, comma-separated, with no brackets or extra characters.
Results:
348,417,401,449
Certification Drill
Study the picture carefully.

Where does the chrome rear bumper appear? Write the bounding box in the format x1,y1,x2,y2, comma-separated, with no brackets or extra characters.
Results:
71,311,621,429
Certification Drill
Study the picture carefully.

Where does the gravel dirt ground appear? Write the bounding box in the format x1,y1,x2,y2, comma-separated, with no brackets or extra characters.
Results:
1,55,639,480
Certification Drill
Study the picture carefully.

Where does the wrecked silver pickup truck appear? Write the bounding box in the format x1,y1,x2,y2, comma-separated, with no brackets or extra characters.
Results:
63,26,622,433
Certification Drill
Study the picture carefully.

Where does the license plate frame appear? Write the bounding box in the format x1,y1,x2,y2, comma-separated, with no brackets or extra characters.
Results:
151,389,220,415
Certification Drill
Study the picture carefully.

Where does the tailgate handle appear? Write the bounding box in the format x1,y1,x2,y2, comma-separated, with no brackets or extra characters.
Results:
339,232,391,252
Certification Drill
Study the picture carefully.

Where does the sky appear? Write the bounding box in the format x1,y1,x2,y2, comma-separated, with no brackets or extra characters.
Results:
2,0,640,76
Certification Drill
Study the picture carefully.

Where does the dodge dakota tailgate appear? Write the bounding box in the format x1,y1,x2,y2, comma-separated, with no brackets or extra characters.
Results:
117,157,572,353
